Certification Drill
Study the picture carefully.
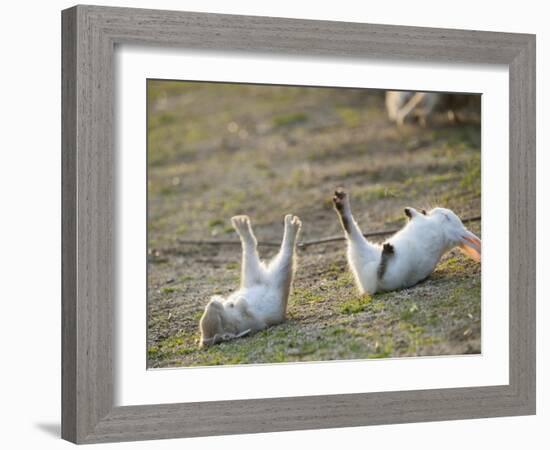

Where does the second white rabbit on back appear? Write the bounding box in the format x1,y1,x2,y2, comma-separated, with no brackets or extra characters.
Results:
332,188,481,294
199,214,301,347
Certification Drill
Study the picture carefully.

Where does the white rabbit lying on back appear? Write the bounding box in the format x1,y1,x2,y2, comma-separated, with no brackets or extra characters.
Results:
199,214,301,347
332,188,481,294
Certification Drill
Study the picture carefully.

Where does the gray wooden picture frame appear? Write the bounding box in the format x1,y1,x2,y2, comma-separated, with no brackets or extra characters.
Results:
61,4,536,444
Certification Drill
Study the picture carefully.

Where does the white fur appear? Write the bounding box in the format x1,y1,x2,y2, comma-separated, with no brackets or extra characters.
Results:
333,189,481,294
199,214,301,347
385,91,440,126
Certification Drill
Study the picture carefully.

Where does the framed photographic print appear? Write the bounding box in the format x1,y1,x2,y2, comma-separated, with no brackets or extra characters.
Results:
61,5,536,444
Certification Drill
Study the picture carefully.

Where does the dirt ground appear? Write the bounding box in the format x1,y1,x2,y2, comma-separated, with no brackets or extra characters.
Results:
146,81,481,368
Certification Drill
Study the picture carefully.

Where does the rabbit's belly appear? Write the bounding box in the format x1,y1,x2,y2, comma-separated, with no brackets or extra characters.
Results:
403,263,436,287
380,259,436,291
250,297,285,324
239,287,284,324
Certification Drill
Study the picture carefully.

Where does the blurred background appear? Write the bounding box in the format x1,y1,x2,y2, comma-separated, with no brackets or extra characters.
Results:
147,81,481,368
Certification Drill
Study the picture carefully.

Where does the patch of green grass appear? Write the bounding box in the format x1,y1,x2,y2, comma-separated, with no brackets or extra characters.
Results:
184,126,208,144
336,107,361,127
292,287,326,304
448,282,481,307
254,160,270,170
149,331,197,363
323,262,345,278
272,112,308,127
254,160,277,177
446,286,467,306
437,256,464,273
160,286,178,295
399,322,427,354
190,327,296,365
368,339,394,358
403,172,457,189
148,80,197,103
370,300,386,312
427,312,440,326
158,185,177,196
192,309,204,321
287,166,315,188
340,295,372,314
147,115,209,167
162,321,385,367
147,216,170,234
460,155,481,195
384,212,407,227
356,184,402,201
325,272,354,290
400,302,419,321
330,327,347,336
221,191,247,214
175,224,188,234
208,218,225,228
158,112,175,126
147,346,159,357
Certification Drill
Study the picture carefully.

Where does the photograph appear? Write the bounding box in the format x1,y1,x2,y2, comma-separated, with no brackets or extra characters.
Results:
52,3,538,444
146,80,482,368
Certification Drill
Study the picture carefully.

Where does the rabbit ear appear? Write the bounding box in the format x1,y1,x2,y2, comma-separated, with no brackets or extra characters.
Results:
235,329,251,338
404,207,421,219
459,229,481,262
224,329,252,341
209,329,251,346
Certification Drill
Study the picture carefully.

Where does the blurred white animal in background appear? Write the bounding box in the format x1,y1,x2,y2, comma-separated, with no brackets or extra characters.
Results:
199,214,301,347
332,188,481,294
385,91,440,127
385,91,481,127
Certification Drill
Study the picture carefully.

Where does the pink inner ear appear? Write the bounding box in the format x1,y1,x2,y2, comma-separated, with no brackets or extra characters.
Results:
460,242,481,262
